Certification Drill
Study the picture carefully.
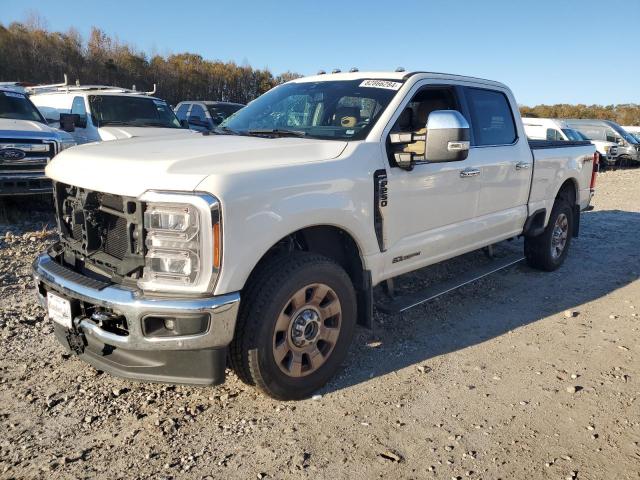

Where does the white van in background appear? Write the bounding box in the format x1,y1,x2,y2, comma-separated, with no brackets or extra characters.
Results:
28,77,194,145
522,117,618,166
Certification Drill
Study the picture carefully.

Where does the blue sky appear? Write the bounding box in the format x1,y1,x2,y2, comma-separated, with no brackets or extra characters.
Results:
3,0,639,105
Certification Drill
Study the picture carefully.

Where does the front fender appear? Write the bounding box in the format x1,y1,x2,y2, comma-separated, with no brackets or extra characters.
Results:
197,154,383,295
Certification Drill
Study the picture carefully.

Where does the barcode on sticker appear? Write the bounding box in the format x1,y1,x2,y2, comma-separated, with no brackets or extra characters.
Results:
359,80,403,90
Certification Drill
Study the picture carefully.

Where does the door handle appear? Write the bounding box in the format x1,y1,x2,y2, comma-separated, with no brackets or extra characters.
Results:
515,162,531,170
459,167,480,178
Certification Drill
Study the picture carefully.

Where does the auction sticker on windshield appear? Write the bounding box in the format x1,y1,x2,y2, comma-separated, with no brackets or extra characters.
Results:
359,80,403,90
47,292,72,329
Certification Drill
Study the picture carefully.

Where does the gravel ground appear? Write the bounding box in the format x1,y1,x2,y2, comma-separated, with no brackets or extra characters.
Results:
1,170,639,480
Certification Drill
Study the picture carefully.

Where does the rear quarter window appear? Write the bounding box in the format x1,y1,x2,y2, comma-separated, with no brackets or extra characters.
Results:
465,88,517,146
175,103,190,120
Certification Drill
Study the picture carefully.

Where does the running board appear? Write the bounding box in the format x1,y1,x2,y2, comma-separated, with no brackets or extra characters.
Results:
376,255,525,314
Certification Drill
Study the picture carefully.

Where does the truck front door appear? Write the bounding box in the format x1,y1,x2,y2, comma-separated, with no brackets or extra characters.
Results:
381,84,484,278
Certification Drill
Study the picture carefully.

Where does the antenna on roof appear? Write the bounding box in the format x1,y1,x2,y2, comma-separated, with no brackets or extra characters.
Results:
317,70,326,75
331,68,341,74
395,67,406,72
349,67,359,72
75,78,80,86
132,84,137,91
145,84,156,95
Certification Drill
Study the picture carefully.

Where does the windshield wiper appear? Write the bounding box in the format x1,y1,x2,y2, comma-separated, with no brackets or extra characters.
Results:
246,128,307,138
214,126,242,135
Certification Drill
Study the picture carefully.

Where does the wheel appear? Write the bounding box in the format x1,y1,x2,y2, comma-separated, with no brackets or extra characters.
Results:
525,198,573,271
229,252,357,400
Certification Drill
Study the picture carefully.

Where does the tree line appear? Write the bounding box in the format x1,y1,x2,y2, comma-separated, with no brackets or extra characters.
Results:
519,104,640,126
0,20,299,105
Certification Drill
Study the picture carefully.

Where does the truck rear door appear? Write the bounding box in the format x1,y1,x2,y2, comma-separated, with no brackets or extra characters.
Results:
462,86,533,241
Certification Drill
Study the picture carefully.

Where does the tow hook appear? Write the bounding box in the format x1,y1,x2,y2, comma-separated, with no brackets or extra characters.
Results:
66,317,87,355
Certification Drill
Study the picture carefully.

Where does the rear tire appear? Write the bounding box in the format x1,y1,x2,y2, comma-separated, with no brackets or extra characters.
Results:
229,252,357,400
525,198,573,271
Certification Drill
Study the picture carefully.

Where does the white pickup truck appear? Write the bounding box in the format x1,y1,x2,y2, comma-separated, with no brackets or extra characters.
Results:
33,71,597,399
28,79,193,145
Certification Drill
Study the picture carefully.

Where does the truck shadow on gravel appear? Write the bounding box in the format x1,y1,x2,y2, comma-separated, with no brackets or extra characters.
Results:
324,209,640,394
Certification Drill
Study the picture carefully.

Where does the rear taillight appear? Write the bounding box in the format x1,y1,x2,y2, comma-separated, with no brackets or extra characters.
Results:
590,152,599,191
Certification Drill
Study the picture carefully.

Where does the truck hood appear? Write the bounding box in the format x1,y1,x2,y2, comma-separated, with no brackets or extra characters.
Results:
0,118,73,142
97,126,197,141
45,134,348,197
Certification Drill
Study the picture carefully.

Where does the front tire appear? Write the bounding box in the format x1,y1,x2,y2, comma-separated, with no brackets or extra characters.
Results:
230,252,357,400
525,198,574,271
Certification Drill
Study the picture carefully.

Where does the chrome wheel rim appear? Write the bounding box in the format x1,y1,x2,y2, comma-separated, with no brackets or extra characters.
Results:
272,283,342,378
550,213,569,260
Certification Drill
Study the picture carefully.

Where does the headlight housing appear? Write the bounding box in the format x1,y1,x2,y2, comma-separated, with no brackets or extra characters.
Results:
58,139,77,152
137,191,221,294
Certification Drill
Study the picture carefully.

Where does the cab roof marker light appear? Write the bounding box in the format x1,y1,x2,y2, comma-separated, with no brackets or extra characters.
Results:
331,69,341,74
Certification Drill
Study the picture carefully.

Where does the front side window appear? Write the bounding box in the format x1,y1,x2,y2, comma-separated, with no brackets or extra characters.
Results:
219,80,400,140
388,86,461,161
207,104,243,126
89,95,182,128
0,90,46,123
465,88,517,146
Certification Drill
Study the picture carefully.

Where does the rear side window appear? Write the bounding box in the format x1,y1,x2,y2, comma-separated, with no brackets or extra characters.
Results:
175,103,190,120
465,88,517,146
546,128,562,141
189,104,206,121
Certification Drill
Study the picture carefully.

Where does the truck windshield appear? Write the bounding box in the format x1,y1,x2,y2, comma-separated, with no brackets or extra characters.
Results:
616,128,640,144
218,79,401,140
89,95,182,128
0,91,46,123
572,130,590,141
208,104,244,126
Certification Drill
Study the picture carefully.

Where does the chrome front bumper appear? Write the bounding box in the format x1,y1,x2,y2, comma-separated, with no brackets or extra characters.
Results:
32,253,240,351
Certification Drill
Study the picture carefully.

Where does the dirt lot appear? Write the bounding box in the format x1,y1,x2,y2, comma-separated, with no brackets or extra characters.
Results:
0,170,639,480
